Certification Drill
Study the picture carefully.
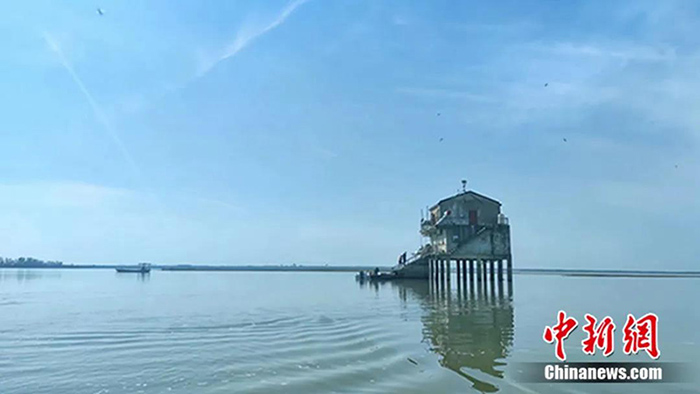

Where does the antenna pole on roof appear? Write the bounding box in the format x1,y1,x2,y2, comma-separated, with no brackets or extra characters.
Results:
461,179,467,193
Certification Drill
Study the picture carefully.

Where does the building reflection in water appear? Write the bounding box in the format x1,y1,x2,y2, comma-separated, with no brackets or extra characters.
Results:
359,278,514,393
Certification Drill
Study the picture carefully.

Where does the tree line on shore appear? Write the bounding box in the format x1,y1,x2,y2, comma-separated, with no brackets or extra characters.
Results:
0,257,63,267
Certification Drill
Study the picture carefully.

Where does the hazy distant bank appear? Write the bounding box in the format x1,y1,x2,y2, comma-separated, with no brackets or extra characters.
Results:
158,265,388,272
0,264,390,272
1,263,700,277
513,268,700,278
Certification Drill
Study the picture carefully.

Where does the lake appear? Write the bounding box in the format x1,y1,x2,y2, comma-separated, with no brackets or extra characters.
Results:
0,269,698,393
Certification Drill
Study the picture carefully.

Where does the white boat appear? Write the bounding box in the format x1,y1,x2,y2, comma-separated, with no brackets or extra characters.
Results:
115,263,151,273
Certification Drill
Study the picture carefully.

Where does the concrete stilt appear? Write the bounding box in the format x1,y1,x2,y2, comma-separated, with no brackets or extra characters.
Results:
469,271,476,297
475,260,484,283
507,256,513,283
440,260,446,283
508,278,513,297
435,258,439,281
461,260,468,287
446,260,451,284
485,260,490,290
498,276,504,299
434,259,439,282
456,271,462,297
469,260,474,283
433,259,437,281
478,262,485,296
489,260,495,282
497,259,504,282
456,258,461,281
444,260,449,289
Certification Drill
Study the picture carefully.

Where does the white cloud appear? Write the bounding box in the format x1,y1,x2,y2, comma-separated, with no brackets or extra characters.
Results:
43,33,142,179
197,0,309,77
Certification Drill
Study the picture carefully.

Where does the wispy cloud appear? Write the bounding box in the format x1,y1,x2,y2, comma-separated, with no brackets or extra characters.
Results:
197,0,309,77
0,181,138,210
448,21,539,35
197,197,246,213
531,41,677,62
591,179,700,216
103,0,310,115
43,32,142,179
310,144,338,160
392,15,409,26
396,87,496,103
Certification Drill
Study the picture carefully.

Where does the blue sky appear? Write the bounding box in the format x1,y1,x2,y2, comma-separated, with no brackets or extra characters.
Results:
1,0,698,268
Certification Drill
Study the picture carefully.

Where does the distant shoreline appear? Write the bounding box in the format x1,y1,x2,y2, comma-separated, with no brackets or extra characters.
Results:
513,268,700,278
1,265,700,277
158,265,385,272
0,264,389,273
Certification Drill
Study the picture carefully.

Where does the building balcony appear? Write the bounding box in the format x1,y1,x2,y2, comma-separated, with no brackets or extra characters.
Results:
420,219,437,236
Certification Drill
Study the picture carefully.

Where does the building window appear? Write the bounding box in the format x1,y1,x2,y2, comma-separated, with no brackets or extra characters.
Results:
469,210,478,225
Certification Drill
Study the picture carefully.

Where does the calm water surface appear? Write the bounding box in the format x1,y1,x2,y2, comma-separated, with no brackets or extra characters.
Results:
0,269,698,393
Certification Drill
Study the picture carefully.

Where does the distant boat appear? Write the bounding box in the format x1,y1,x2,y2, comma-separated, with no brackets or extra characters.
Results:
115,263,151,273
355,270,397,282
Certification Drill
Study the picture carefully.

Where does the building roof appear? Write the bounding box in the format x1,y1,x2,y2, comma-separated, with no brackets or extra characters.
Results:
430,190,502,210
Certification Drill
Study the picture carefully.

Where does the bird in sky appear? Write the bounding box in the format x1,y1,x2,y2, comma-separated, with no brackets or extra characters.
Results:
97,8,105,16
439,137,444,142
437,112,441,116
563,137,567,142
544,83,549,87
